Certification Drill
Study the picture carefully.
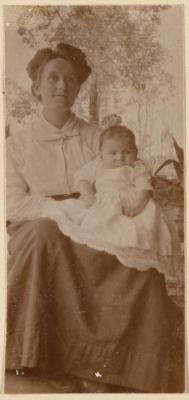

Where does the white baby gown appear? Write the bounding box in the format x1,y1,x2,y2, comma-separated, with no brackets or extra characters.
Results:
44,159,175,277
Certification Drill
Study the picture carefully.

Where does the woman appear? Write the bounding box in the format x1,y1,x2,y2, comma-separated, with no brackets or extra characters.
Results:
6,42,178,393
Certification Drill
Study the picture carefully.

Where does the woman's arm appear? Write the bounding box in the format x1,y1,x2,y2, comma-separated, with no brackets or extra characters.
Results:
78,180,95,196
6,136,49,222
74,159,100,207
80,120,101,157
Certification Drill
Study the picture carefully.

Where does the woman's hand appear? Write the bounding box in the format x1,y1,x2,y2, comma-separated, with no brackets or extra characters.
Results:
77,179,96,207
80,194,96,208
122,190,151,217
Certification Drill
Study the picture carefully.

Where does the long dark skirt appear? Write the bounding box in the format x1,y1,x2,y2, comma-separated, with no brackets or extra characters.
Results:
6,218,178,392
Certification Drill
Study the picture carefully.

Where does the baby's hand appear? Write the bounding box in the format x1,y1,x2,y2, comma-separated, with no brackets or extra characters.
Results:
122,205,130,216
121,194,134,216
80,194,96,208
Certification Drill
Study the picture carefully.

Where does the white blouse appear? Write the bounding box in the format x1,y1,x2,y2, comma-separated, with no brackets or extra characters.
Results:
6,112,100,222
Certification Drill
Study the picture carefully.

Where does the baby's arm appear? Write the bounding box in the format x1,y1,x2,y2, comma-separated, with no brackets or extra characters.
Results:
123,190,151,217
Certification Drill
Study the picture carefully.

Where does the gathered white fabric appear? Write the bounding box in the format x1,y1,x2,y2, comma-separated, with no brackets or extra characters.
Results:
6,112,100,221
43,159,176,278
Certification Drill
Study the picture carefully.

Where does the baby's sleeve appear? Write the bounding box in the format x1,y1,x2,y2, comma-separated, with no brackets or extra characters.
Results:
74,159,100,187
133,160,153,191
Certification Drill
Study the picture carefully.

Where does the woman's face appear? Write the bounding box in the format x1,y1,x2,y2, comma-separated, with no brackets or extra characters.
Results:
36,58,81,112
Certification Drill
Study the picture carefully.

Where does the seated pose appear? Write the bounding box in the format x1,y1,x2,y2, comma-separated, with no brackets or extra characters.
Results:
44,125,174,278
6,43,181,394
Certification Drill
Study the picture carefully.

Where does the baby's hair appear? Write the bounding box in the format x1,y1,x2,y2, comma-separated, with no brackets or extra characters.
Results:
99,125,138,153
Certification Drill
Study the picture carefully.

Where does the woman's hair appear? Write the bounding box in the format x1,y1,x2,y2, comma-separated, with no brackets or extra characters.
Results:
27,43,91,97
99,125,138,153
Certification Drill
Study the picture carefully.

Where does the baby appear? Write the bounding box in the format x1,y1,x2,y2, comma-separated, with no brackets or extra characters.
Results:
44,125,175,277
77,125,152,217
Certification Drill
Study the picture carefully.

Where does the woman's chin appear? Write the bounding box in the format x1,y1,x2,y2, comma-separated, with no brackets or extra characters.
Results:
48,103,71,113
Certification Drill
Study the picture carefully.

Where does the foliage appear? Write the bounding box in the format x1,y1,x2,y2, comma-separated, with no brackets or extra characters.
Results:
6,77,37,123
101,114,122,129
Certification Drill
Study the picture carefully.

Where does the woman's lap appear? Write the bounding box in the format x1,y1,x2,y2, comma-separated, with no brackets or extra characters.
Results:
6,218,176,392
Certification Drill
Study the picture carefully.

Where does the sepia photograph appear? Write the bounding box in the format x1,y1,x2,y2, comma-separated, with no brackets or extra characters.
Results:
2,2,186,394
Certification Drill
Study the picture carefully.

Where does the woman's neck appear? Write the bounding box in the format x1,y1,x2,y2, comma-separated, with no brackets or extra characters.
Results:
42,108,72,129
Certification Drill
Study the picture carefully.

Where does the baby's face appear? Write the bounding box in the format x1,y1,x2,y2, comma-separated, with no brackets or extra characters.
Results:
102,138,137,168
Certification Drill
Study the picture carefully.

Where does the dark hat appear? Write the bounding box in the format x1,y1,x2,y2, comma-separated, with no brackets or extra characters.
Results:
27,42,91,84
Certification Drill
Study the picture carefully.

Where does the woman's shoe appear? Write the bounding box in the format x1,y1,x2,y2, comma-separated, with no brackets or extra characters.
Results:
79,378,112,393
78,378,141,393
5,369,80,393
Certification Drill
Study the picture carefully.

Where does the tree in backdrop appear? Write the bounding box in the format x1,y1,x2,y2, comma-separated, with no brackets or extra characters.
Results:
6,77,37,125
15,5,174,145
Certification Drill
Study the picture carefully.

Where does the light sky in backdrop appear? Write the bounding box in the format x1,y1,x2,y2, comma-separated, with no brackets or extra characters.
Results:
3,5,185,145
